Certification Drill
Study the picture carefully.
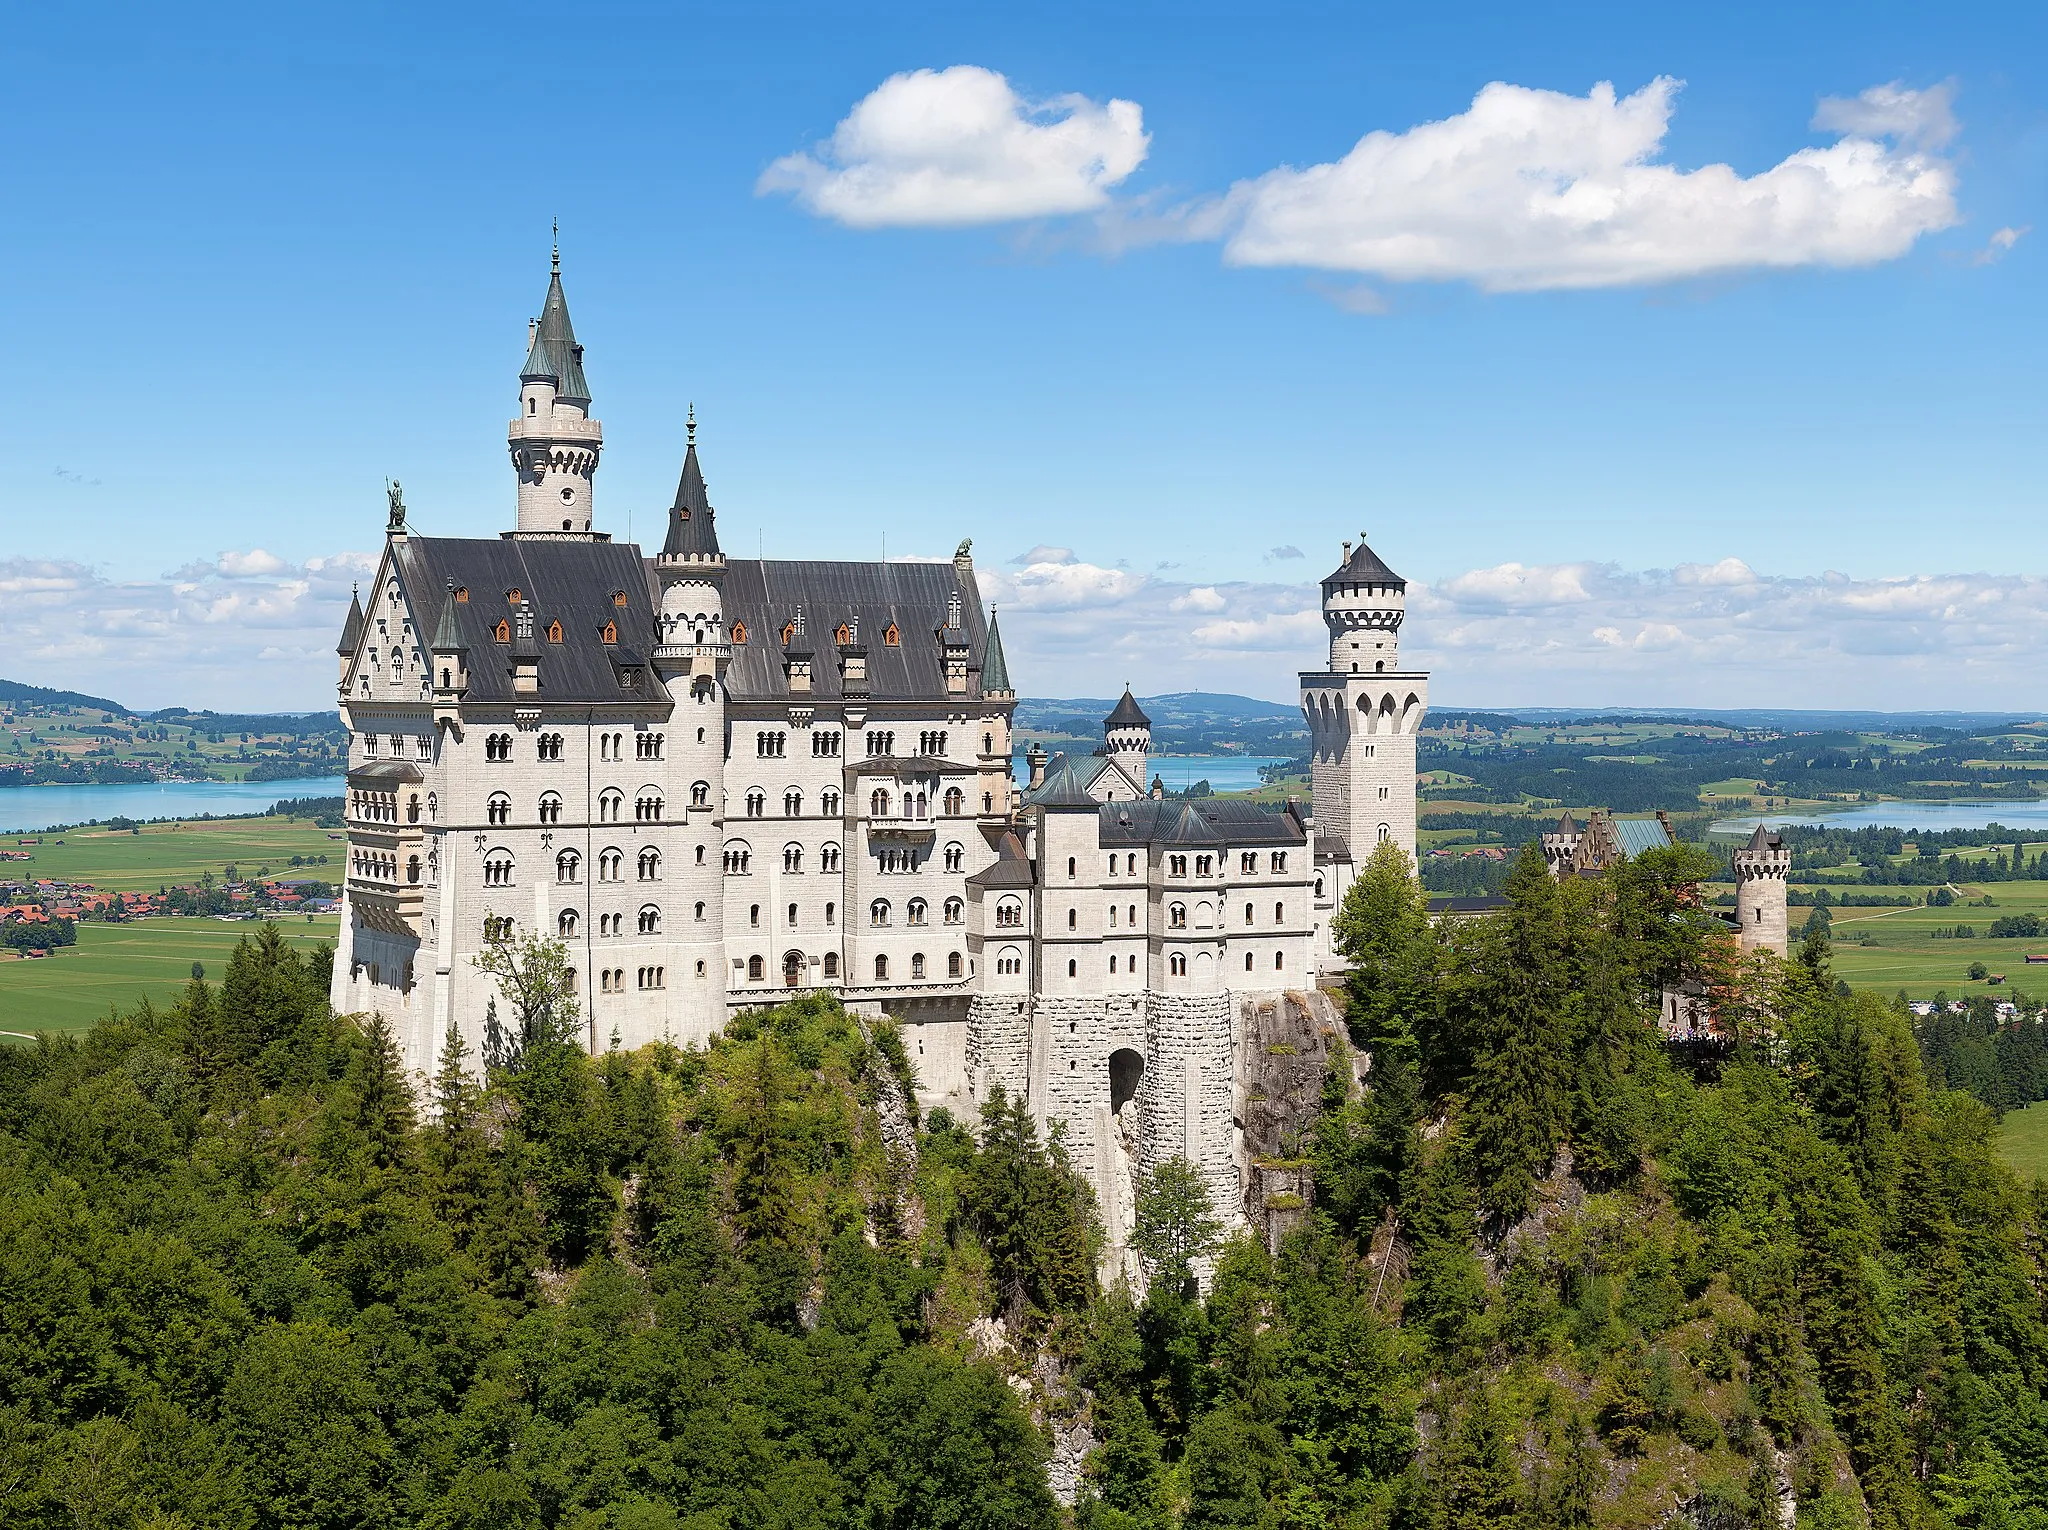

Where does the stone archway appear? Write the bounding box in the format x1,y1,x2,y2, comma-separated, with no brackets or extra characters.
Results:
1109,1048,1144,1114
783,950,805,988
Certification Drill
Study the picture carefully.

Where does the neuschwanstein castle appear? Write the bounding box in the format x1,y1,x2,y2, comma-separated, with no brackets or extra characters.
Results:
333,255,1429,1247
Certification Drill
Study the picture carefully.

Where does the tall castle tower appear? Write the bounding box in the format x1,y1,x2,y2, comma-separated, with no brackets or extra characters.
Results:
509,239,604,539
1734,825,1790,957
653,410,731,1035
1300,537,1429,882
1102,688,1151,797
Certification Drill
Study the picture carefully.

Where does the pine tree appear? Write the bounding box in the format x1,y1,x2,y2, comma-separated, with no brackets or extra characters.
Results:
347,1012,414,1170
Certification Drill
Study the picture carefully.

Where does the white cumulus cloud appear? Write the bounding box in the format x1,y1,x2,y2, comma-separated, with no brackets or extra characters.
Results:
758,65,1148,228
1203,77,1959,290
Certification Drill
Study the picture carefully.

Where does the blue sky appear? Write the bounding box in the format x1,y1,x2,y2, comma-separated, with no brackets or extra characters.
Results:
7,2,2044,711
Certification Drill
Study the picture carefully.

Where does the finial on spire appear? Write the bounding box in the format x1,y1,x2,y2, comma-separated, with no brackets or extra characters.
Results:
551,218,560,276
686,402,696,446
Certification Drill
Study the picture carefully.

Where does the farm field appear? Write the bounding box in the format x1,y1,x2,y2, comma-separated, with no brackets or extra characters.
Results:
1772,877,2048,1000
3,815,341,892
0,914,341,1036
1996,1102,2048,1184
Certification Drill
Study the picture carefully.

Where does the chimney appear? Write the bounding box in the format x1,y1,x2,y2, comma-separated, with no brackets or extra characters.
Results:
1026,744,1047,790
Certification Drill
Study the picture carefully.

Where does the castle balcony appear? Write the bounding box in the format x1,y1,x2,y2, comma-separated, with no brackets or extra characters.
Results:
651,640,730,672
865,815,938,843
345,875,425,938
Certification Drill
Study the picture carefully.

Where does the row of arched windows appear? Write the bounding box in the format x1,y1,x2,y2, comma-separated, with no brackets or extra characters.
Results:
867,898,964,927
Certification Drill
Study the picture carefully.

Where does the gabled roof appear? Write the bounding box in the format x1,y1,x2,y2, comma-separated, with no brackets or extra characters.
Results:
982,610,1012,693
395,536,661,705
1097,797,1308,849
1323,538,1405,590
1105,688,1150,731
967,829,1036,888
336,587,365,657
661,436,721,558
1027,758,1100,809
719,559,999,705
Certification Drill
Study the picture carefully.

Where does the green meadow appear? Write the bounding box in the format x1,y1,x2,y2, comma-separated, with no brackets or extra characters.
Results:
1997,1102,2048,1185
3,814,341,892
0,915,341,1036
1748,875,2048,1001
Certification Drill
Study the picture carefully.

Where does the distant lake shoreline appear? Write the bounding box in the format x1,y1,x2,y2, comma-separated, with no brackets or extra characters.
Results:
0,777,341,834
1712,798,2048,835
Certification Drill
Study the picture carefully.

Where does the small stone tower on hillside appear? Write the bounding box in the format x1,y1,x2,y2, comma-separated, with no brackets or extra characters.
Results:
510,238,604,538
1734,825,1791,957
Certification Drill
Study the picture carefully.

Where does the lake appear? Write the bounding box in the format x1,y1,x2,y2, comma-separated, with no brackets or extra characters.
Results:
1011,753,1292,794
0,776,341,834
1712,799,2048,836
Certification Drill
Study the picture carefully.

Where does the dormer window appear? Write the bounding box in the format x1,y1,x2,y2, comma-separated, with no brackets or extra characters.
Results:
781,621,795,645
600,621,617,645
454,586,469,603
547,620,562,643
731,621,748,644
883,623,900,646
494,620,511,643
835,623,853,645
506,588,522,605
613,590,629,608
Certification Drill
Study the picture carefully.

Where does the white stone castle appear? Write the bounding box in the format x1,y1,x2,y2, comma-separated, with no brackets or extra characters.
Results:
332,256,1428,1250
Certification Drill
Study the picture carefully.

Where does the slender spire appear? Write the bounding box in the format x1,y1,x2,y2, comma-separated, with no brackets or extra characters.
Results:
522,239,588,404
337,583,365,656
430,581,465,652
982,608,1012,695
660,421,720,559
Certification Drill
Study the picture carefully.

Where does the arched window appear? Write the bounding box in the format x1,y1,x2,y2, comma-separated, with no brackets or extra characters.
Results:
784,788,802,817
870,899,890,927
783,844,803,873
691,780,710,807
1169,903,1187,929
599,848,622,881
1171,953,1187,976
723,842,752,874
484,852,514,887
601,621,617,645
407,793,420,823
406,854,420,884
911,953,926,979
599,789,623,822
907,898,927,926
948,951,963,979
870,788,890,818
1067,857,1077,878
823,952,840,978
997,898,1022,928
638,905,662,935
494,619,510,643
1275,951,1285,970
746,790,765,818
556,849,580,883
1067,959,1077,977
1275,900,1285,924
820,843,841,872
943,787,963,815
1246,951,1255,971
944,842,964,872
875,954,889,981
1245,902,1255,926
943,897,963,925
558,909,579,937
821,788,841,816
636,792,664,822
1067,907,1077,930
547,620,562,643
638,848,661,881
539,792,562,824
748,954,764,982
487,792,510,826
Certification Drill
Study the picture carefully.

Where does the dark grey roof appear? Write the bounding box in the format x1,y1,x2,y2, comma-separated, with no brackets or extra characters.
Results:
1554,812,1579,835
1323,539,1405,590
522,266,590,405
392,536,662,706
967,829,1036,888
1744,824,1781,852
982,610,1012,693
1105,688,1150,731
1028,758,1100,809
661,440,720,558
719,558,996,705
337,587,365,656
1098,798,1307,848
430,581,465,651
348,760,424,785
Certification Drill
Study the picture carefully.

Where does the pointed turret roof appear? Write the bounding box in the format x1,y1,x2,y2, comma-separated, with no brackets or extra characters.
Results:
982,610,1012,693
661,425,720,558
1745,823,1779,852
336,586,365,656
1105,687,1150,731
430,582,465,652
520,254,590,405
1324,537,1405,589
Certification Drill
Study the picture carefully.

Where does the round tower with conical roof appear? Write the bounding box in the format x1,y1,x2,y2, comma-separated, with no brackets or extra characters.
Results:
1734,826,1790,957
509,240,604,538
1103,687,1151,793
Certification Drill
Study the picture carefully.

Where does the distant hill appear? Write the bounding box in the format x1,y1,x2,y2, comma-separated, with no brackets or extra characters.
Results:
1017,693,1306,756
0,678,130,715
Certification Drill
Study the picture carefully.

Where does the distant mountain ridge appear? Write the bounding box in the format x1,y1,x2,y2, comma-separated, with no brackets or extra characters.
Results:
0,678,130,715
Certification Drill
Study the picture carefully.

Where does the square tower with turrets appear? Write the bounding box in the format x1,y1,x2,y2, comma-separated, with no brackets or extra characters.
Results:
1299,537,1429,925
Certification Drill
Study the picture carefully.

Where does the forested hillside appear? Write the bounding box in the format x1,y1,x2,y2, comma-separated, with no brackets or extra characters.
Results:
3,847,2047,1528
